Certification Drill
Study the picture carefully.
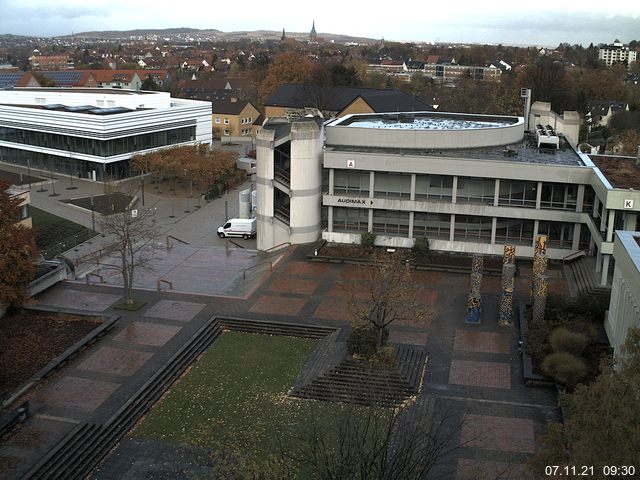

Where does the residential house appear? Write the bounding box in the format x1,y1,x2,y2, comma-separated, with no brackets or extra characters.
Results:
264,84,434,119
587,101,630,130
36,71,97,87
90,70,142,90
212,99,261,141
0,72,40,89
29,55,74,70
599,40,637,67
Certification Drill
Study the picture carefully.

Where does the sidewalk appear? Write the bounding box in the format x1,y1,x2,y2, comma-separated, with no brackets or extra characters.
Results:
1,162,255,265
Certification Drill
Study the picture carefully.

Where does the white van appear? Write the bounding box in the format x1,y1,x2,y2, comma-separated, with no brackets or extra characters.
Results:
217,218,256,239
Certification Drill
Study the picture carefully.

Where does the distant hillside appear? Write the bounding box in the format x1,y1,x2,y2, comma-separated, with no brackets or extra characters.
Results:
63,27,377,45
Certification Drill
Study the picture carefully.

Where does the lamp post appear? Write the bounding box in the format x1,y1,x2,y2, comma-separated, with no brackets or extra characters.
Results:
140,172,145,206
91,194,96,232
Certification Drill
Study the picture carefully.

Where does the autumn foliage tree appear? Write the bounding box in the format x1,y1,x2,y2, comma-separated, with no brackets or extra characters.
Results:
130,144,239,195
530,327,640,476
258,51,315,105
0,181,38,311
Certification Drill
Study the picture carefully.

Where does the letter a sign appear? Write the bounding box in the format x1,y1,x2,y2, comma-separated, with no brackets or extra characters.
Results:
624,199,634,209
346,160,356,168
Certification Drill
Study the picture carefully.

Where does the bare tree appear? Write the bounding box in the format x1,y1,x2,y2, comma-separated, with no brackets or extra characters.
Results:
348,251,431,349
279,397,469,480
99,207,159,305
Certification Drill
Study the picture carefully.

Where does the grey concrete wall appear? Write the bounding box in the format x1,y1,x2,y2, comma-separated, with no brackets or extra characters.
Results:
326,117,525,150
606,231,640,361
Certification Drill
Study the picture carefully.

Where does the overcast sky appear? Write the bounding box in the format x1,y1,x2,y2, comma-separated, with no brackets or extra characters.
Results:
0,0,639,47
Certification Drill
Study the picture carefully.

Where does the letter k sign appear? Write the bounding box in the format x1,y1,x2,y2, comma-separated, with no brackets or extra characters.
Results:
624,199,634,209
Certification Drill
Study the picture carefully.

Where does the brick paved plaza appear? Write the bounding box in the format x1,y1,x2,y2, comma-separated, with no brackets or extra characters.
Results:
0,245,564,479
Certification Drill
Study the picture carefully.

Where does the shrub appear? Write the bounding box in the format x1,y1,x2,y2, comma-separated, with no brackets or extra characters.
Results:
541,352,587,388
360,232,376,251
412,237,430,261
550,327,590,355
369,345,397,369
347,324,388,358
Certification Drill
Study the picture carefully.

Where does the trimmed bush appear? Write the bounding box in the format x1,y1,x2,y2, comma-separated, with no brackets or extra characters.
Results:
360,232,376,250
541,352,587,388
550,327,590,355
412,237,430,261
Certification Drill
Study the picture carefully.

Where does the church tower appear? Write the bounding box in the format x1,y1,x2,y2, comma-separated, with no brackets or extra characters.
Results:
310,21,317,42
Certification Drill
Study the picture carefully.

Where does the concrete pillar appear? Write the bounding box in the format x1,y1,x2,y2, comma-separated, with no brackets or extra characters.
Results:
328,168,334,195
452,176,458,204
410,174,416,201
500,264,516,326
593,195,600,218
449,214,456,242
369,171,375,198
624,212,637,231
500,245,516,326
536,181,543,209
466,272,483,324
532,220,539,245
491,217,497,244
576,184,585,213
607,210,616,242
572,223,581,250
368,208,373,232
596,249,602,272
408,211,414,238
601,255,610,286
327,206,334,233
494,179,500,207
472,254,484,274
532,274,549,322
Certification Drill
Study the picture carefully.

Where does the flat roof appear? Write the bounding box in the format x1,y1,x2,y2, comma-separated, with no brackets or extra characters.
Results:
14,87,153,95
327,136,585,167
590,155,640,190
329,111,519,130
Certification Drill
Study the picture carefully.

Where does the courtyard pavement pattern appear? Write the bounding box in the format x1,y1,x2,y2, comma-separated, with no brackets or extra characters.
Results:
0,244,568,479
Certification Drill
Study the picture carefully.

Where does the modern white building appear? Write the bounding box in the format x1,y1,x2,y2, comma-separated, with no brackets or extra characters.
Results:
606,231,640,362
256,111,640,288
598,40,638,67
0,88,212,180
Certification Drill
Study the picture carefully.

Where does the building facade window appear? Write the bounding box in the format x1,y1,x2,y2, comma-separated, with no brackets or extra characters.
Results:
540,182,578,210
454,215,492,243
538,221,574,249
413,212,451,240
333,169,370,195
456,177,495,205
0,126,196,158
495,217,535,245
415,174,453,202
498,180,537,208
333,206,369,233
372,209,410,236
373,172,411,199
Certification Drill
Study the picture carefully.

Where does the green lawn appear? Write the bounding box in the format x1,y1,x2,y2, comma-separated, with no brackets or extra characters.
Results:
30,206,96,258
133,332,385,471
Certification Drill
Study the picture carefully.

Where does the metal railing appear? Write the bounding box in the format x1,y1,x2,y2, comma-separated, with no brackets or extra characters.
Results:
157,279,173,291
166,235,189,250
561,250,587,265
242,261,272,279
